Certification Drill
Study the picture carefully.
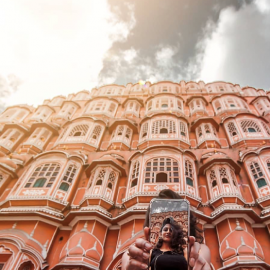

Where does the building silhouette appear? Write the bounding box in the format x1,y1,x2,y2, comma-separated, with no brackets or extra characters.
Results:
0,80,270,270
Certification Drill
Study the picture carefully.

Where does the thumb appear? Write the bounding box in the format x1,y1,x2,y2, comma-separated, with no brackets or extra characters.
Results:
188,236,195,248
144,227,150,241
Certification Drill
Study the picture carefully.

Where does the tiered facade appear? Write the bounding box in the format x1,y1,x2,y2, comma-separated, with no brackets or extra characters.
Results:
0,80,270,270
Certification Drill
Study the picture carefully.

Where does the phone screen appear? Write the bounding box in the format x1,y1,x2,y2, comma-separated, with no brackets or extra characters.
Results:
149,199,190,249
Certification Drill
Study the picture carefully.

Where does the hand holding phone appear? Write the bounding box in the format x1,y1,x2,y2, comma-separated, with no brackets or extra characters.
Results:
149,199,190,270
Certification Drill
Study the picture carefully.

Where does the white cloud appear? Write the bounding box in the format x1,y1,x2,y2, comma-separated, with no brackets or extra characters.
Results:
123,48,138,64
195,2,270,89
255,0,270,13
155,46,178,67
0,0,135,108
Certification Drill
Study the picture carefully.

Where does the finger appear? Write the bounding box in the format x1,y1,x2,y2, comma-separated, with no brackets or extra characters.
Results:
188,236,196,247
189,242,201,267
144,227,150,241
128,258,149,270
192,255,207,270
129,243,150,260
135,238,153,252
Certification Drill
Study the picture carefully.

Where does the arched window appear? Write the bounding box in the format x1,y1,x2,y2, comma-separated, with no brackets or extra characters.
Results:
0,108,28,123
156,172,168,182
152,120,176,134
95,170,106,186
91,125,102,140
209,170,219,197
141,123,148,139
108,103,116,113
144,157,179,183
261,121,270,136
249,161,269,194
125,101,140,116
58,164,78,192
257,178,267,188
69,125,89,137
185,160,194,187
107,182,113,189
25,163,61,188
131,161,140,188
240,120,261,133
105,171,116,198
227,122,238,137
26,127,52,148
214,100,222,112
184,159,196,195
179,122,188,139
33,178,46,187
0,128,22,149
196,123,218,144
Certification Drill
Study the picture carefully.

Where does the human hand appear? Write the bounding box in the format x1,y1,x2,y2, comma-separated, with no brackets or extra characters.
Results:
125,227,153,270
188,236,211,270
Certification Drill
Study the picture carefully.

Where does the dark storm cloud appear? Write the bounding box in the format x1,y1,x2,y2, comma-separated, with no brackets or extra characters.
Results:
98,0,253,86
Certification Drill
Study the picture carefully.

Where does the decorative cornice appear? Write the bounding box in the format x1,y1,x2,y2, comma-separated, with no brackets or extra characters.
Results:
0,207,64,218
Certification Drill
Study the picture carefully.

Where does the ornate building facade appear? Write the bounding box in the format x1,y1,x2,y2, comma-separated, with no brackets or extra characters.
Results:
0,80,270,270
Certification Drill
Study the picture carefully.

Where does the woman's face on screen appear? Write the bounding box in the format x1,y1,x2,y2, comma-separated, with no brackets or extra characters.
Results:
161,224,173,242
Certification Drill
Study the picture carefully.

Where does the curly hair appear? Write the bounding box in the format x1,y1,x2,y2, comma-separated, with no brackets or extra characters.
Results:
144,189,204,243
155,217,186,254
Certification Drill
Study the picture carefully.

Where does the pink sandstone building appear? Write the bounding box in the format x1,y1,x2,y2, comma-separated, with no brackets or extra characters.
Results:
0,80,270,270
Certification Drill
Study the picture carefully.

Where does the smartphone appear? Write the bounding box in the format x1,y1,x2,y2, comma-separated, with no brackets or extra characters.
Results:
149,198,190,256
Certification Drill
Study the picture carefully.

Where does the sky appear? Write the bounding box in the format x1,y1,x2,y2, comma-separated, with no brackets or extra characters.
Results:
1,0,270,112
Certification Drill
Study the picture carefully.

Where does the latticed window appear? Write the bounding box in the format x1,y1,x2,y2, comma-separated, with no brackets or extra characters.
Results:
179,122,187,137
148,101,153,111
210,170,217,188
59,103,76,118
0,175,3,186
261,121,270,136
227,122,238,137
214,100,222,111
131,161,140,187
141,123,148,138
0,129,22,148
230,169,238,187
25,163,61,188
185,160,194,187
249,162,267,188
152,120,176,134
108,103,116,113
95,169,106,185
198,127,202,137
91,125,102,140
107,171,116,189
117,126,124,136
144,157,179,183
240,120,261,133
219,167,229,183
126,128,131,138
59,164,78,191
177,100,182,110
68,124,89,137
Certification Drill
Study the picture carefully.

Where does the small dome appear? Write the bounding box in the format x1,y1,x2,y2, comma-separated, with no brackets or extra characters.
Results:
60,229,102,262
